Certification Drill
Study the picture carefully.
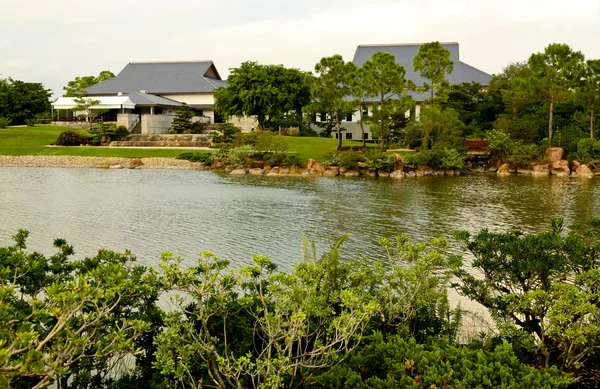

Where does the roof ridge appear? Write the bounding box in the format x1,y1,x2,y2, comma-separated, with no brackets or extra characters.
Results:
358,42,458,48
128,60,214,65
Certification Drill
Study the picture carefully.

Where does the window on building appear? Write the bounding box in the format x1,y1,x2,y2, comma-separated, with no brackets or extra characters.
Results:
363,107,369,116
154,107,163,115
346,113,353,122
311,113,317,122
345,133,352,140
320,112,326,122
363,133,369,140
335,133,339,139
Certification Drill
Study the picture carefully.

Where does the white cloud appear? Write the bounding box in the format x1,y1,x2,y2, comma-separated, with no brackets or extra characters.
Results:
1,0,599,96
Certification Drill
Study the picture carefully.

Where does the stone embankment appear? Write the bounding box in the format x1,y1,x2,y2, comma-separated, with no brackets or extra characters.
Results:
494,148,599,178
0,156,202,170
220,156,460,178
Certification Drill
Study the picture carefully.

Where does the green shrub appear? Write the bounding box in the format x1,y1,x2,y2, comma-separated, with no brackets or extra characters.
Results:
325,152,343,166
282,154,302,167
24,119,36,127
405,147,466,170
364,151,395,172
177,152,194,161
508,143,543,166
190,121,207,134
189,152,212,164
266,153,285,166
232,132,257,147
55,131,83,146
485,129,516,160
211,123,241,144
339,151,364,170
311,334,573,389
0,117,11,128
227,145,257,166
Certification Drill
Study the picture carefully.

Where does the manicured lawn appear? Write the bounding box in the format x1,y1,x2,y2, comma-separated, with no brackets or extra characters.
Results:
0,126,209,158
281,136,376,162
0,126,390,161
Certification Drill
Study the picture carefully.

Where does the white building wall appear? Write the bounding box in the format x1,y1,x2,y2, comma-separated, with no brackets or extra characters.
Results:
141,114,174,134
162,93,214,105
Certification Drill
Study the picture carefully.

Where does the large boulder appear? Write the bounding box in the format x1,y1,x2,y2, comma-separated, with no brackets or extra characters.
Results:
570,160,581,172
230,168,248,175
497,163,511,176
517,167,533,175
545,147,564,165
532,164,550,176
248,168,264,175
551,160,570,176
306,158,317,170
312,162,326,173
343,170,360,177
416,166,433,176
390,170,405,179
394,154,404,171
323,166,339,177
576,164,594,177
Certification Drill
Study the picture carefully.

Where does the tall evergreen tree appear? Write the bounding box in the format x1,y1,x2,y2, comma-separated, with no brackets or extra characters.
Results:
362,52,414,151
309,55,356,150
528,43,585,147
578,59,600,138
413,42,454,103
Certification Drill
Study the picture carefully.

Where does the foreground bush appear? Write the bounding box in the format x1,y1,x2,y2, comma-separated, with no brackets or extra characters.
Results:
311,334,573,389
54,131,83,146
0,117,11,128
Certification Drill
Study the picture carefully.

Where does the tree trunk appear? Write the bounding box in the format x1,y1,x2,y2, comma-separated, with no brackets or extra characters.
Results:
548,97,554,148
336,111,342,151
359,103,366,148
591,104,595,139
379,93,385,152
430,79,434,102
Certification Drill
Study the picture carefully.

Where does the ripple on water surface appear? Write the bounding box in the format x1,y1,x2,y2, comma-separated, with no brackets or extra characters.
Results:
1,168,599,272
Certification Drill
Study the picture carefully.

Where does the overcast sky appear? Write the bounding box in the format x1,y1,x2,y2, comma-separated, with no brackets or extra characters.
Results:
1,0,599,98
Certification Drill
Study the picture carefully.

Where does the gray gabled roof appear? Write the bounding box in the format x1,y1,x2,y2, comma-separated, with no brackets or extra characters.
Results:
86,61,227,95
126,92,181,107
353,43,492,102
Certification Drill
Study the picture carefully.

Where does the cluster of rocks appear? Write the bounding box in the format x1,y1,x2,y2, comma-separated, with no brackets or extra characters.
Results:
0,156,203,170
492,148,597,178
223,155,460,178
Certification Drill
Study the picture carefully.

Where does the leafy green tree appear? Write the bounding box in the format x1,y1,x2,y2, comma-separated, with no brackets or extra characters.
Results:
350,65,373,148
0,230,157,389
361,52,414,151
578,59,600,138
413,41,454,103
444,82,504,137
308,55,356,150
410,106,463,149
73,97,103,129
214,62,311,130
171,102,194,134
453,218,600,371
62,70,115,97
528,43,585,147
0,78,51,125
155,238,378,389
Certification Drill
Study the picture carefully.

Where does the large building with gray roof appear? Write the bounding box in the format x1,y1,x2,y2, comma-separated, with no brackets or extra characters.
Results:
320,42,492,141
53,61,228,134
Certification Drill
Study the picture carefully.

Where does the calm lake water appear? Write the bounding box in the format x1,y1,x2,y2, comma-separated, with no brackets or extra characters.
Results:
1,167,599,272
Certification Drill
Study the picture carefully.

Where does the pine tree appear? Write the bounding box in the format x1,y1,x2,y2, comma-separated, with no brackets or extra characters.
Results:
171,102,193,133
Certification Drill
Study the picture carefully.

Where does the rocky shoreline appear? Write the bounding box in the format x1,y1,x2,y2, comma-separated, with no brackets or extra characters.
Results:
0,151,598,179
0,156,202,170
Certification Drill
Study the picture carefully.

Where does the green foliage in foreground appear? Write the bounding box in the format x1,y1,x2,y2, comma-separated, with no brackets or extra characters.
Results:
6,218,600,388
312,334,571,389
